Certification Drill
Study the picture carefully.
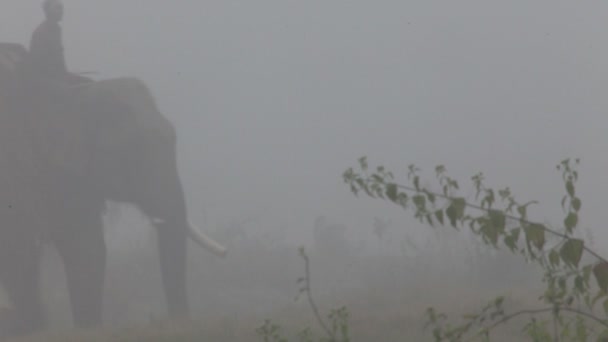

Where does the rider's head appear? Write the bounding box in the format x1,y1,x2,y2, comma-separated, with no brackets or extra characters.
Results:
42,0,64,23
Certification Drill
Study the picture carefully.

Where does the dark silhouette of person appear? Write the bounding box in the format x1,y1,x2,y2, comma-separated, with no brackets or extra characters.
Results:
28,0,67,82
23,0,91,100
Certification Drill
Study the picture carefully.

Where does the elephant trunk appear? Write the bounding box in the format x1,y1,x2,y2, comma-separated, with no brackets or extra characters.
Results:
136,145,192,318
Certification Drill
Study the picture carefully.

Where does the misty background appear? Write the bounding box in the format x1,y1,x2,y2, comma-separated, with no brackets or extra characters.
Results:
0,0,607,338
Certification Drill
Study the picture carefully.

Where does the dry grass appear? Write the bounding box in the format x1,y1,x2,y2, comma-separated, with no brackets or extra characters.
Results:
3,277,546,342
0,226,553,341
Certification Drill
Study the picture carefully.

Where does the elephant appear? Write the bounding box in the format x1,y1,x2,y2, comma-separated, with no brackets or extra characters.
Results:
0,42,226,336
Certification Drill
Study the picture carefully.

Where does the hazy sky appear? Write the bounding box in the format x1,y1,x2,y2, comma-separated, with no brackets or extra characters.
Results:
1,1,606,246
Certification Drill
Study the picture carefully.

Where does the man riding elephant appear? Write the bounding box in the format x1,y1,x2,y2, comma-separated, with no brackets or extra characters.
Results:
21,0,91,100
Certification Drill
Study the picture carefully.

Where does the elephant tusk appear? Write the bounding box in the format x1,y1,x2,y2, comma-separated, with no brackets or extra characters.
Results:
150,218,227,258
187,221,227,258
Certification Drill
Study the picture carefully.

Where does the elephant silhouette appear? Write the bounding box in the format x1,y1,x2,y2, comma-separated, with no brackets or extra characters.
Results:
0,42,225,337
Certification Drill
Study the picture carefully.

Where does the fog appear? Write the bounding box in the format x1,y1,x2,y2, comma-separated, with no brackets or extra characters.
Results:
0,0,607,340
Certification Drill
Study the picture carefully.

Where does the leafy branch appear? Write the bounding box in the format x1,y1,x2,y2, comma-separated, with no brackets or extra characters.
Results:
343,157,608,340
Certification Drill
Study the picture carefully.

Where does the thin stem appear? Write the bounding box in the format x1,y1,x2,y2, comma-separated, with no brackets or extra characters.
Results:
300,248,333,339
553,308,559,342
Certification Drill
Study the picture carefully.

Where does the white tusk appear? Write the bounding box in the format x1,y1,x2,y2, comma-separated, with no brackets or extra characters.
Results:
187,221,227,258
151,218,166,225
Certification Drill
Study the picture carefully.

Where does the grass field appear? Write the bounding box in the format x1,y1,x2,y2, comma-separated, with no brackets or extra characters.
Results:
0,222,556,341
4,285,542,342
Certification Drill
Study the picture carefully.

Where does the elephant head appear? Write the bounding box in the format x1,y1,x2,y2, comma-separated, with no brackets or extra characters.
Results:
75,78,225,255
66,77,226,319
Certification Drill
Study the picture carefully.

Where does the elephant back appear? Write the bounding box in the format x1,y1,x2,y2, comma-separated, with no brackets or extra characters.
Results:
0,43,37,173
0,43,27,101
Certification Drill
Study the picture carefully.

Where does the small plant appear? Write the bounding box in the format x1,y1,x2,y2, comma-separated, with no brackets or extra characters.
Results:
256,320,288,342
256,248,351,342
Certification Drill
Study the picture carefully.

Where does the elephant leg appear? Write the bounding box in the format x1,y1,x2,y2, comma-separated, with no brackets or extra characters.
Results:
156,221,189,318
53,212,106,328
0,237,45,336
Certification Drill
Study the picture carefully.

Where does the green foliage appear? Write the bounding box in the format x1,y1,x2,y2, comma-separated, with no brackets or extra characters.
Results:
325,307,350,342
260,157,608,341
342,157,608,341
256,320,289,342
522,318,552,342
256,308,351,342
560,239,584,268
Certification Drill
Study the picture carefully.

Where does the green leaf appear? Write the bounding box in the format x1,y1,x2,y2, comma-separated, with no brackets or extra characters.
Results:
498,187,511,201
494,296,504,308
503,237,515,252
511,227,520,242
358,156,368,171
583,265,593,283
482,189,495,209
524,223,546,250
549,249,560,267
413,195,426,211
564,212,578,233
517,205,527,219
574,276,584,293
356,178,374,197
435,165,445,177
504,228,520,252
385,183,398,202
593,262,608,293
371,174,383,183
488,210,506,234
425,214,434,227
446,206,457,228
571,197,582,212
480,220,499,246
425,191,436,204
559,239,583,268
446,198,466,228
397,192,408,208
566,180,575,197
435,210,444,226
